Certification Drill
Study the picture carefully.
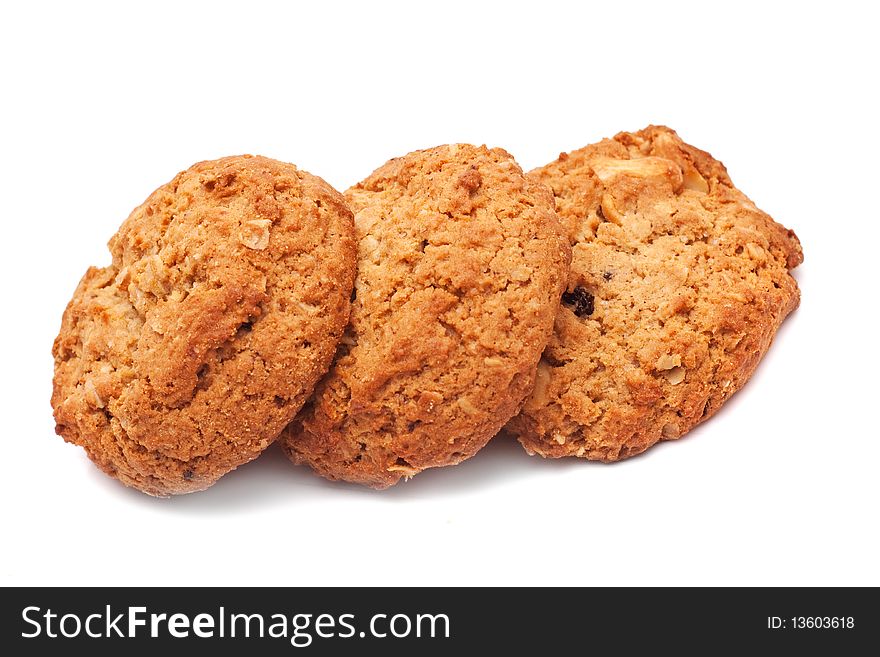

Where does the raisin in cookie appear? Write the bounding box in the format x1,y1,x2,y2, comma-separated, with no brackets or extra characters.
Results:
507,126,802,461
281,144,570,488
52,155,356,495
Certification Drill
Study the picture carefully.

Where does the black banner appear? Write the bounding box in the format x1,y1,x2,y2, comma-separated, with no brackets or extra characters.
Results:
1,587,873,654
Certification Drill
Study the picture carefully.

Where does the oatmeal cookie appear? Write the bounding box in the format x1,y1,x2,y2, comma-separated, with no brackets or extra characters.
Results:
282,144,570,488
52,155,356,495
507,126,802,461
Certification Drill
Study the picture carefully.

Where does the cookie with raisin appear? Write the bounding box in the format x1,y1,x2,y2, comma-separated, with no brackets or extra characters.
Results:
507,126,802,461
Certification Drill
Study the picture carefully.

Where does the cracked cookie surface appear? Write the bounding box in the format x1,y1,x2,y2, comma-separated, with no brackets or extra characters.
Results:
281,144,570,488
507,126,802,461
52,155,356,495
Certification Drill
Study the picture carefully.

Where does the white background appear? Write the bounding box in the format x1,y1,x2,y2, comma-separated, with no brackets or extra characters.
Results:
2,1,878,587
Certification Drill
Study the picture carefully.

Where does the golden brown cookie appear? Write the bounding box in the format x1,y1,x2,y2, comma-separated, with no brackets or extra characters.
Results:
506,126,802,461
281,144,571,488
52,155,356,496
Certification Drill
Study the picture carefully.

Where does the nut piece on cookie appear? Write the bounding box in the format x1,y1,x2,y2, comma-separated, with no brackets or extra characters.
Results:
281,144,571,488
506,126,802,462
51,155,357,495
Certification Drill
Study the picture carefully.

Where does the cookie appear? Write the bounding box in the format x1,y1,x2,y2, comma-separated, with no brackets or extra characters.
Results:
281,144,571,488
52,155,356,495
507,126,802,461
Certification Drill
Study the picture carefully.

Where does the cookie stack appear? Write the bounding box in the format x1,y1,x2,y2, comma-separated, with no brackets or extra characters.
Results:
51,127,802,496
